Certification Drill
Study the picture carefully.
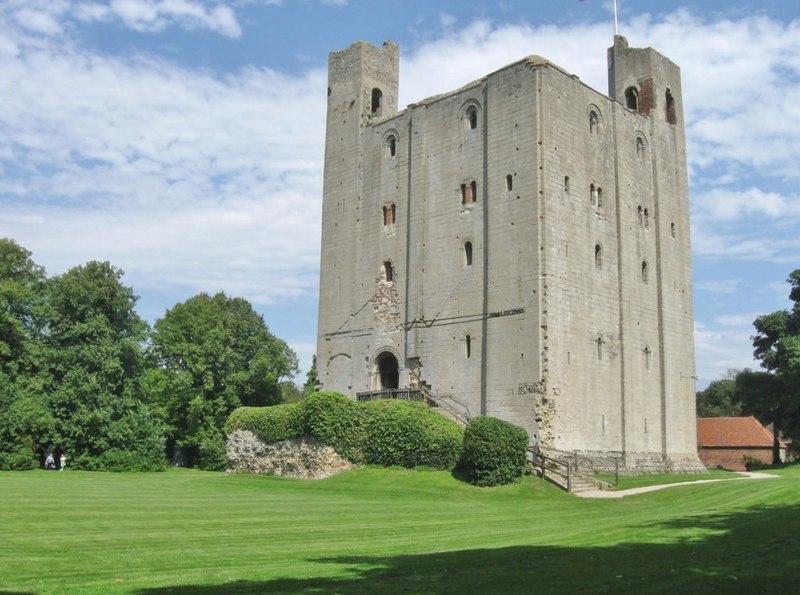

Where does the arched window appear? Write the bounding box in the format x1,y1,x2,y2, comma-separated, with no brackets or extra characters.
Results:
594,244,602,268
636,136,645,156
590,184,602,208
467,106,478,130
383,260,394,282
371,88,383,115
464,241,473,266
589,110,599,134
388,136,396,157
641,260,648,283
665,88,676,124
625,86,639,111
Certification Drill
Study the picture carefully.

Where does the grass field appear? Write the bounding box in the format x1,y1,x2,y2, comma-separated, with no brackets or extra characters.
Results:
2,466,799,594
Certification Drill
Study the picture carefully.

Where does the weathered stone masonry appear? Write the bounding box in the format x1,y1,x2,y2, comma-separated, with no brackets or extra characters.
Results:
316,36,705,473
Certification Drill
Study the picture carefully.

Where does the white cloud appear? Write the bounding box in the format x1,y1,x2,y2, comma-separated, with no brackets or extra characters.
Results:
694,321,760,387
696,279,742,294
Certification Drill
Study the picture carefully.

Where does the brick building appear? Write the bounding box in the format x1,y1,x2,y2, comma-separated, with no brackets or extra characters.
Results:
697,417,785,471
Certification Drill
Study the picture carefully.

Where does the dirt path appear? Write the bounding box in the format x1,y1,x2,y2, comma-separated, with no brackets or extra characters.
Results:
575,471,779,499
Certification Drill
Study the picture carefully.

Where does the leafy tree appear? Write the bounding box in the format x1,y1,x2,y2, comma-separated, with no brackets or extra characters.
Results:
0,240,53,468
149,292,298,467
696,370,743,418
280,380,304,403
0,238,46,378
303,355,318,396
745,269,800,463
42,261,164,470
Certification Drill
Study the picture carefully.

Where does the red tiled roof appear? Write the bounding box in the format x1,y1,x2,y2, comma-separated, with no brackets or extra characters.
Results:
697,416,782,448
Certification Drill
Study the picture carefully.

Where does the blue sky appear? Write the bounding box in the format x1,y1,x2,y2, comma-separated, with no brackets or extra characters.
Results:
0,1,798,388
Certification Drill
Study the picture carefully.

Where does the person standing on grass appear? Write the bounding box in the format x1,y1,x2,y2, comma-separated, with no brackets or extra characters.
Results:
45,453,55,469
59,453,66,471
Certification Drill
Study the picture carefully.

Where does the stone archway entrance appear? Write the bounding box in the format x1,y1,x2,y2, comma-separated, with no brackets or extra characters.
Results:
375,351,399,389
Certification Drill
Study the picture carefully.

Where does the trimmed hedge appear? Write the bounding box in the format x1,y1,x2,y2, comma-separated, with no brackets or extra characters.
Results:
299,392,365,463
460,416,529,486
362,400,463,469
226,404,303,444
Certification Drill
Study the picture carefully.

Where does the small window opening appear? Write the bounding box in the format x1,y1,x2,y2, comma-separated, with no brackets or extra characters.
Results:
383,203,396,226
597,187,603,208
596,336,604,360
589,110,599,134
670,222,676,238
464,241,473,266
637,205,643,226
371,88,383,115
388,136,396,157
383,260,393,282
644,208,650,228
641,260,648,283
465,334,472,358
564,176,570,193
594,244,602,268
466,106,478,130
461,180,477,205
590,184,602,208
625,86,639,111
636,136,645,156
665,89,676,125
506,174,513,191
644,346,652,370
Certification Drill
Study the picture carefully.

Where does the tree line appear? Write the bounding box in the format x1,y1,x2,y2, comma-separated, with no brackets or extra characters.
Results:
697,269,800,464
0,238,299,471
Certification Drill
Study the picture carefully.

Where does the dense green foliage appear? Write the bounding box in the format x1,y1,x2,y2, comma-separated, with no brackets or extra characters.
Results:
226,404,304,444
0,238,298,471
696,370,743,417
41,261,165,471
361,400,463,469
3,466,800,593
227,395,463,470
299,391,366,462
746,269,800,454
460,416,529,486
148,292,298,469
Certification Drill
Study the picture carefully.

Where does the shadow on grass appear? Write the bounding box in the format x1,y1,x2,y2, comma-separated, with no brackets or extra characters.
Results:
136,505,800,594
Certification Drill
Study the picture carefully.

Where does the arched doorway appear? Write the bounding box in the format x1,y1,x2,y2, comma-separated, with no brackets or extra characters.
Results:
375,351,399,390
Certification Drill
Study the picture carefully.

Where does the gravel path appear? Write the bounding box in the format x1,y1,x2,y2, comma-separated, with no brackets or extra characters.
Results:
575,471,779,499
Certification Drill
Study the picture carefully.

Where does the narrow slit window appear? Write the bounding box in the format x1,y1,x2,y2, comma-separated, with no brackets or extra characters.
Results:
383,203,396,226
467,107,478,130
665,89,676,124
671,222,676,238
589,110,599,134
465,334,472,358
637,206,643,226
371,88,383,115
644,208,650,228
564,176,570,193
636,136,645,156
388,136,396,157
644,346,652,370
641,260,648,283
461,181,477,205
464,241,473,266
594,244,602,268
383,260,393,282
506,174,513,191
625,86,639,111
597,187,603,208
596,337,604,360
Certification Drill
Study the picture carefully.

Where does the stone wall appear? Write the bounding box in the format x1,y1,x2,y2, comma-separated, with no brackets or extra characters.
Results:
226,430,354,479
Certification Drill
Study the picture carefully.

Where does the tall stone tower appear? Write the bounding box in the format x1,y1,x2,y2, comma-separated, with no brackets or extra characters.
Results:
316,36,704,473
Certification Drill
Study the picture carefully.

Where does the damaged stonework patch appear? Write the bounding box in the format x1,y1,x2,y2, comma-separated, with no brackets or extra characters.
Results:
226,430,355,479
535,395,556,449
372,279,400,329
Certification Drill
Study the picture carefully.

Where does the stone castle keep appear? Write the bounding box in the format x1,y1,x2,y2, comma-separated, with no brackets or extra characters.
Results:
316,36,705,472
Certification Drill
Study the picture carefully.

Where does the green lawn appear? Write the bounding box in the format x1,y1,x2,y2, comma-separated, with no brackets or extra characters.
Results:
1,466,799,594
